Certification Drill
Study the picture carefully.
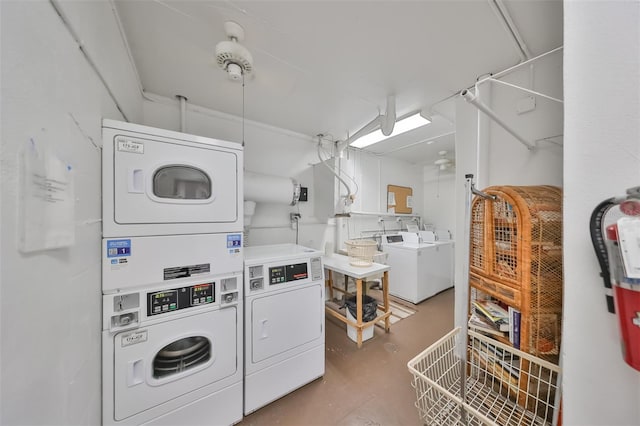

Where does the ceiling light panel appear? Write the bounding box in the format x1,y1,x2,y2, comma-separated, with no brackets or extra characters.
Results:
350,113,431,148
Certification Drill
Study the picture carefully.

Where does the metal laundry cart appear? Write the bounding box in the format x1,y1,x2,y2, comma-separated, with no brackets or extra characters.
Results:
407,175,562,426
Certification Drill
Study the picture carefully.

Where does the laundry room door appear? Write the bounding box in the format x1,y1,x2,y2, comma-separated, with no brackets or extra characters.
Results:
250,284,323,364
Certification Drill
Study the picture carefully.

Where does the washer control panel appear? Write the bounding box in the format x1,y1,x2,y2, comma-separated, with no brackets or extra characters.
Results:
147,282,214,316
269,262,308,285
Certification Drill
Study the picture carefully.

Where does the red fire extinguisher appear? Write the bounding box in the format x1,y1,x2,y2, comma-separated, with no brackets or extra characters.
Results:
590,186,640,371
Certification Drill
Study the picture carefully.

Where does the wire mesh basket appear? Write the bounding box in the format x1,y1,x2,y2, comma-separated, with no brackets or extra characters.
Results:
344,239,378,267
407,327,561,426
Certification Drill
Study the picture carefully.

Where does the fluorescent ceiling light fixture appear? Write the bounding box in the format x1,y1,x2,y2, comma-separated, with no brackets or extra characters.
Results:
350,112,431,148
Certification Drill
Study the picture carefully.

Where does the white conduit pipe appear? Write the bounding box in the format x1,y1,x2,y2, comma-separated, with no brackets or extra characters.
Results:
489,0,531,61
317,141,353,200
477,46,563,84
50,0,129,122
461,89,535,151
343,95,396,146
488,78,564,104
176,95,187,132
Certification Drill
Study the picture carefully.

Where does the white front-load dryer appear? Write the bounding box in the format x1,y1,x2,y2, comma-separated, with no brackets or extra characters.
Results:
102,119,243,238
243,244,325,415
102,274,242,425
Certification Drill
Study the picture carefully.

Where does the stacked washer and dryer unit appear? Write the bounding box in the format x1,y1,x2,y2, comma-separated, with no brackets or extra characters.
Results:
101,120,244,425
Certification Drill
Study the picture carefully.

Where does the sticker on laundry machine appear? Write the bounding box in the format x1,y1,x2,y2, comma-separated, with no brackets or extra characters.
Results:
107,239,131,257
121,330,147,347
116,138,144,154
227,234,242,254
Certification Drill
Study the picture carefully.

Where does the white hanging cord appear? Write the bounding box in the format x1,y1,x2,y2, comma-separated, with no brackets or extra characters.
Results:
241,70,246,147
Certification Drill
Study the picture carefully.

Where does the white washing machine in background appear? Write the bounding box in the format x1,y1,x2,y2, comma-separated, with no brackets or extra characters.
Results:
102,273,243,425
243,244,325,415
381,233,454,304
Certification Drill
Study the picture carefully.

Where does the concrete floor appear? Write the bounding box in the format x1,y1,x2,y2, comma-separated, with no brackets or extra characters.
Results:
239,287,455,426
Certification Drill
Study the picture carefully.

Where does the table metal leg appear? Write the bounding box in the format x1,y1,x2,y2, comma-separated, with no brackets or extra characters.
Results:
356,278,363,347
382,271,390,332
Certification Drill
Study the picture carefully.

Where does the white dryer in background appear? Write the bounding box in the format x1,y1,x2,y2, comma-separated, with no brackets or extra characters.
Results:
381,233,454,304
102,273,243,426
102,119,243,238
243,244,325,415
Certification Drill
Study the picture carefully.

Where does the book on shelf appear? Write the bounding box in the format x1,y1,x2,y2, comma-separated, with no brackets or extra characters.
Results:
512,309,521,350
472,300,509,332
468,312,507,337
507,306,521,350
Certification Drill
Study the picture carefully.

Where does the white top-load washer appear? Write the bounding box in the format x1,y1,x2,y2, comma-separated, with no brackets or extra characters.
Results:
381,233,454,304
243,244,325,415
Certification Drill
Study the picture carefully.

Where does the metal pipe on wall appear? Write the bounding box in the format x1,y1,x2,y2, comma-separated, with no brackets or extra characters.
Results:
176,95,187,132
461,89,535,151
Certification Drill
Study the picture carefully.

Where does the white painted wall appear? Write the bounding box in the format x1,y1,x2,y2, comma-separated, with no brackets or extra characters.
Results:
563,2,640,424
0,1,141,424
423,166,456,236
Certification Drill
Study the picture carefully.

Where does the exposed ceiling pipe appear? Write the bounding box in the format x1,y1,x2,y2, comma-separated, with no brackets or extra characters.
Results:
317,137,353,205
379,94,396,136
338,95,396,152
488,0,531,61
50,0,130,122
176,95,187,132
461,89,535,151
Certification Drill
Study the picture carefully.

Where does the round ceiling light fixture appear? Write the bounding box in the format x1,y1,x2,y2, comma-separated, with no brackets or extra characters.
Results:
215,21,254,81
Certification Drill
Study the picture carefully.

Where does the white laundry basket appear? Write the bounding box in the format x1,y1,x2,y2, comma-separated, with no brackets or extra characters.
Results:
407,327,561,426
344,239,378,267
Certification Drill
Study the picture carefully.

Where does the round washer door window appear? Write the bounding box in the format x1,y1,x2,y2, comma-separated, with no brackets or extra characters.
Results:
153,336,211,379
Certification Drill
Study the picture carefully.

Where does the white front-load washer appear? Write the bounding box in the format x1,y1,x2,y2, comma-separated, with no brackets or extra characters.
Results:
102,273,242,426
243,244,325,415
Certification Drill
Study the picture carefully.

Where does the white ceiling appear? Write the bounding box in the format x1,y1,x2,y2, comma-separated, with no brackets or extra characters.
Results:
114,0,563,166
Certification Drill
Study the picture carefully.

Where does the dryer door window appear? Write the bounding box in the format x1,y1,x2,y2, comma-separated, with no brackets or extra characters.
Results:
153,166,211,200
153,336,211,379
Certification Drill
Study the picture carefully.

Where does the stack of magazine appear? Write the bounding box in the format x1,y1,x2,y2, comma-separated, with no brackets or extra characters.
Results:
469,299,520,349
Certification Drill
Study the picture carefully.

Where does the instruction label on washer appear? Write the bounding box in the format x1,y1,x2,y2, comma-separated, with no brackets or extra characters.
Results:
121,330,147,347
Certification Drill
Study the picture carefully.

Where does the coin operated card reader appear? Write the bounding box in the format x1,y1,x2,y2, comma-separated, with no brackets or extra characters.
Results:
591,186,640,371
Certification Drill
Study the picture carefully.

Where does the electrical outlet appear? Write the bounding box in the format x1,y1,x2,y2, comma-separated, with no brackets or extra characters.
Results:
290,213,301,230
